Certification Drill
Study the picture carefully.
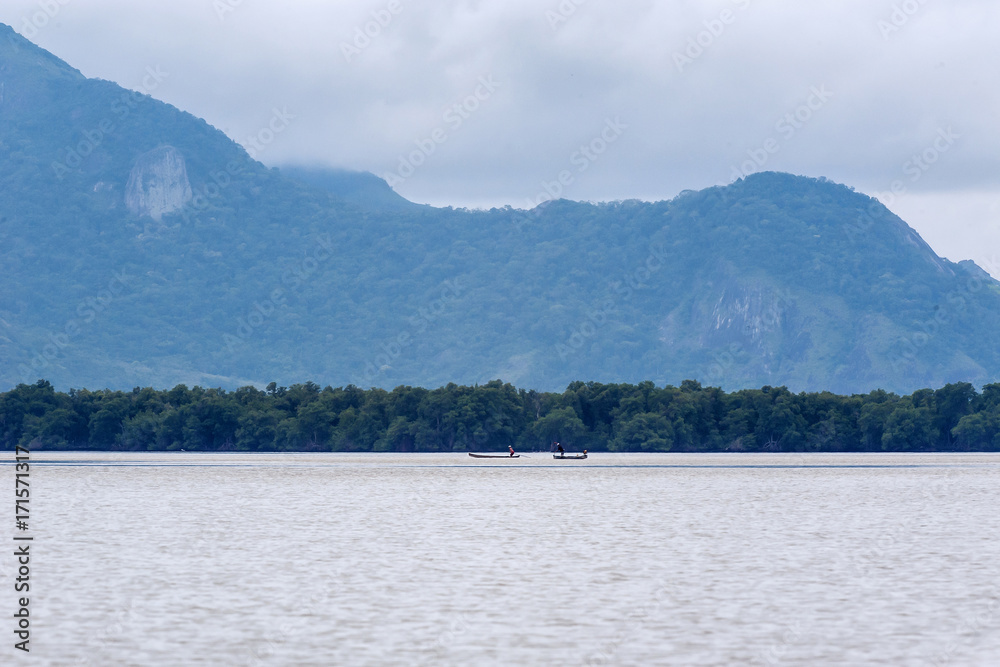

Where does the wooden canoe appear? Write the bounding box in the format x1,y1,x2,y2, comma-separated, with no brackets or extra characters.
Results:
468,453,520,458
553,454,588,459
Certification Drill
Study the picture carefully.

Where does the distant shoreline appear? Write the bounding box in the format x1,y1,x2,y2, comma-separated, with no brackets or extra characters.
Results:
3,379,998,453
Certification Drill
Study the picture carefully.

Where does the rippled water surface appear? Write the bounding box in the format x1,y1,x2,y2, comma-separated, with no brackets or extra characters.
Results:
4,452,1000,665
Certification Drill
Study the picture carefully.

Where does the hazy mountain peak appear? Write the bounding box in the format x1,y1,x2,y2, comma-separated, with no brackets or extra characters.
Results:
1,22,84,82
277,165,417,211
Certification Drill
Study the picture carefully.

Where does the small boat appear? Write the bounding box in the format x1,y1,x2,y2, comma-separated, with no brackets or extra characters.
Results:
553,452,588,459
468,453,520,459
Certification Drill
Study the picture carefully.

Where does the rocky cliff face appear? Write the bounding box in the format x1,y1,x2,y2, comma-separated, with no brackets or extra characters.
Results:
124,145,192,220
706,282,789,346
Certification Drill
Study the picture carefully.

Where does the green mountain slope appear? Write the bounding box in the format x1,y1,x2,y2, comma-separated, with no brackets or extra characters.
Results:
277,166,420,211
2,23,999,394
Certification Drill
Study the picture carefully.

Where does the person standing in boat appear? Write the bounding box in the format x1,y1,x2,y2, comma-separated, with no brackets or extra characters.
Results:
509,445,516,457
555,442,564,456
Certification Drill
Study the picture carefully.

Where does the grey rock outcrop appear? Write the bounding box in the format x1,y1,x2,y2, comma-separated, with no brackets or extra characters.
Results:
125,145,193,220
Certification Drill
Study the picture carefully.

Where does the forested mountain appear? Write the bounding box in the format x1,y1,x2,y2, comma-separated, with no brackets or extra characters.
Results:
2,23,1000,395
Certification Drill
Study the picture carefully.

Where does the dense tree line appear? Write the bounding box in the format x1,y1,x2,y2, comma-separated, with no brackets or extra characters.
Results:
2,379,999,452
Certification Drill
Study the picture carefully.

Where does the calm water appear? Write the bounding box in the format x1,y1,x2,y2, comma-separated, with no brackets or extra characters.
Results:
3,452,1000,665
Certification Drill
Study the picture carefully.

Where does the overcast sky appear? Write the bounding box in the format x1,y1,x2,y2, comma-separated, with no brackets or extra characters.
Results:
3,0,998,275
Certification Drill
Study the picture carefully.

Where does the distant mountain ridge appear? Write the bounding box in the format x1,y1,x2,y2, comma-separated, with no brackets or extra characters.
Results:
276,166,419,211
2,23,1000,394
